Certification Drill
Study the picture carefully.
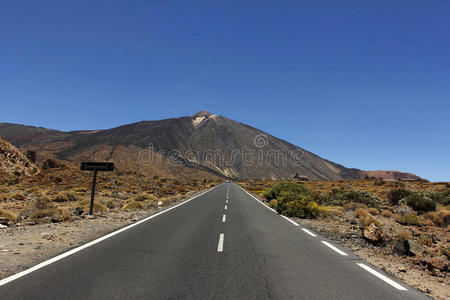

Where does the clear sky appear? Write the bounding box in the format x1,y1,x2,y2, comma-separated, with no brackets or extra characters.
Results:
1,1,449,181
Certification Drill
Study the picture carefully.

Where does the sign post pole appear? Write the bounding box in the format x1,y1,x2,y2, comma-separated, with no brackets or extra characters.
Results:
89,169,98,215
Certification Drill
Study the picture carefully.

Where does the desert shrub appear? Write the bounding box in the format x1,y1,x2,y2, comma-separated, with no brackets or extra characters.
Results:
387,188,412,205
367,208,379,215
9,192,26,201
441,247,450,258
320,206,344,218
91,203,109,213
263,182,310,201
354,208,369,219
424,208,450,227
53,191,77,202
53,176,63,183
418,235,433,247
268,199,278,209
30,208,71,223
373,178,385,186
343,202,368,211
381,210,393,218
275,190,320,219
105,199,116,209
122,201,143,211
327,190,380,208
360,215,381,227
0,209,16,221
396,213,424,226
405,192,436,212
133,193,149,202
429,190,450,206
396,231,412,240
35,197,50,209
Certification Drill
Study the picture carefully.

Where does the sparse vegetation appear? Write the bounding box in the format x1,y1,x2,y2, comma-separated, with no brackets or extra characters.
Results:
405,192,437,212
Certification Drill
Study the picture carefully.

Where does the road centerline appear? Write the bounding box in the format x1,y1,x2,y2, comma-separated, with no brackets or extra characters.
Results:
222,214,226,223
217,234,224,252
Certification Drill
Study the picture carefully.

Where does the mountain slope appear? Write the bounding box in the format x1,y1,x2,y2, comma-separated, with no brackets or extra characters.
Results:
0,112,422,181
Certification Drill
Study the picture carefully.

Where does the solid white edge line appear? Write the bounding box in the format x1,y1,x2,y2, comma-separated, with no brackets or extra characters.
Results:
237,185,277,213
281,215,299,226
222,214,226,223
0,185,219,287
357,263,407,291
217,233,224,252
321,241,348,256
302,228,317,237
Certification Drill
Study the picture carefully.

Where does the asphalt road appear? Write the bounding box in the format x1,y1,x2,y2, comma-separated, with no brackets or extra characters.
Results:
0,183,429,299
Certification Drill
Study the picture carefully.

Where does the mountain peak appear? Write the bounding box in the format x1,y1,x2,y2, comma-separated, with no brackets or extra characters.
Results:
192,111,212,118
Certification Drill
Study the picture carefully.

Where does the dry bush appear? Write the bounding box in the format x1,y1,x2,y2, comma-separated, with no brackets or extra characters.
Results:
35,197,50,209
418,235,433,247
0,209,16,221
122,201,143,211
381,210,393,218
361,215,381,227
343,202,368,211
424,207,450,227
396,213,424,226
354,208,369,219
269,199,278,209
90,203,109,213
53,191,77,202
100,190,111,197
396,231,412,240
367,208,379,215
320,206,344,218
9,192,26,201
30,208,71,223
0,186,9,193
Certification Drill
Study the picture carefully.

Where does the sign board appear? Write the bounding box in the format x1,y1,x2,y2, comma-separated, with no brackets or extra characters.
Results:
80,162,114,172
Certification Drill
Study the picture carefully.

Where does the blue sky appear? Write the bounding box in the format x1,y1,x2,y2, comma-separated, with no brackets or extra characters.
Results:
1,1,449,181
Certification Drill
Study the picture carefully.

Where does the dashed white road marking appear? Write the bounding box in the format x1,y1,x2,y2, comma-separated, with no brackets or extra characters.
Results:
0,185,219,287
357,263,407,290
226,200,228,203
302,228,317,237
224,205,228,210
222,214,226,223
321,241,348,256
217,234,224,252
281,215,299,226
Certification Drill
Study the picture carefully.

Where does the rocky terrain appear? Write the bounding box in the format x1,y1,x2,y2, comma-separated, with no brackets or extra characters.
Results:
0,137,39,178
241,179,449,300
0,111,422,181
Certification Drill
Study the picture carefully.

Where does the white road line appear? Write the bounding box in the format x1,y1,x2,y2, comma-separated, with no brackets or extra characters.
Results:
321,241,348,256
222,214,226,222
357,263,407,290
302,228,317,237
224,205,228,210
226,200,228,203
0,185,219,287
237,185,277,213
217,233,224,252
281,215,299,226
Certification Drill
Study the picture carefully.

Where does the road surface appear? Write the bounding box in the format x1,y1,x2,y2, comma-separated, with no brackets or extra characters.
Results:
0,183,429,299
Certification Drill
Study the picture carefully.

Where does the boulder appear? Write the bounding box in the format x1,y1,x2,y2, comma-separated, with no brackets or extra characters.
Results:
393,239,425,256
362,223,386,246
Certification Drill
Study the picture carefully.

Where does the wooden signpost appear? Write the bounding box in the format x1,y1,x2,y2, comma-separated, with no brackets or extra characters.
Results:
80,162,114,215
